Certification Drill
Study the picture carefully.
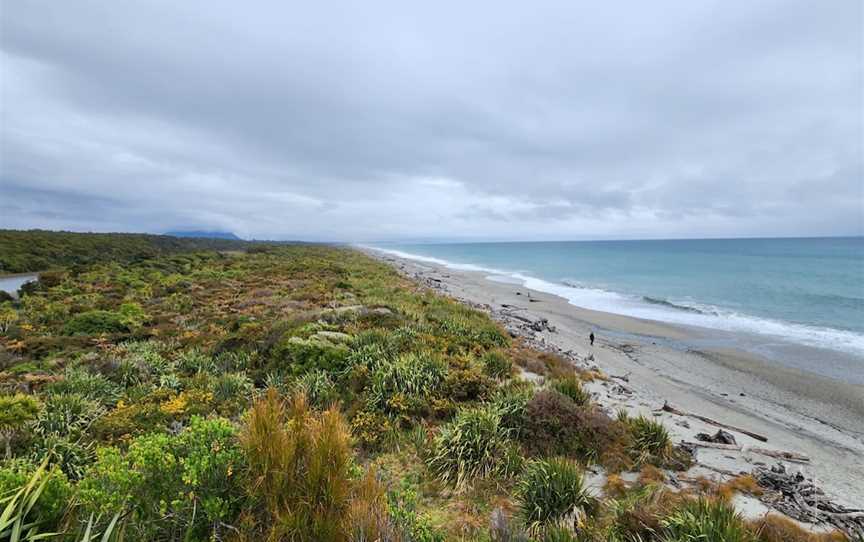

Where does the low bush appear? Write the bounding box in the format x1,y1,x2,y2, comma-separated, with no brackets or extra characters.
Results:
272,335,351,375
367,351,447,415
482,349,513,379
78,416,244,540
0,393,40,458
0,458,73,530
51,368,123,408
619,412,671,460
517,457,593,534
661,497,754,542
550,375,590,407
443,366,494,402
294,369,338,409
210,371,255,405
427,404,515,487
63,310,128,335
36,392,104,437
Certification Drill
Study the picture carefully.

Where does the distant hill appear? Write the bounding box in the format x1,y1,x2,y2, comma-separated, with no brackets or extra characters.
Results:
0,230,250,273
165,231,242,240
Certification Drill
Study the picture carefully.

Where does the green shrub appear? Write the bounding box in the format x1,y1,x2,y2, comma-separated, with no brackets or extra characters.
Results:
661,497,754,542
79,416,243,540
0,393,40,458
620,413,671,459
443,366,494,402
482,350,513,379
210,371,254,405
47,368,121,407
367,351,447,414
273,335,350,375
294,370,338,409
176,348,216,374
550,375,590,407
0,458,73,530
517,457,592,533
518,390,625,463
427,404,514,487
36,392,103,437
28,432,94,481
387,484,447,542
63,310,128,335
491,383,535,433
118,302,148,328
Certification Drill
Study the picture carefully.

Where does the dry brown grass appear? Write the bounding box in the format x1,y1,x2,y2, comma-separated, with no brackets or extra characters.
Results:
240,388,353,541
603,473,629,499
720,474,764,499
749,514,850,542
638,464,666,486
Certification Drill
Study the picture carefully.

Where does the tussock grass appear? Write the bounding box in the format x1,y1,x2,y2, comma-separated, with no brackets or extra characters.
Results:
241,389,353,540
517,457,593,534
427,405,515,488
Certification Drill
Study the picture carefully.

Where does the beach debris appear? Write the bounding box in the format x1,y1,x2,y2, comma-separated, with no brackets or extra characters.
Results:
609,371,630,382
659,401,768,443
748,447,810,464
681,440,742,452
695,429,737,445
754,463,864,539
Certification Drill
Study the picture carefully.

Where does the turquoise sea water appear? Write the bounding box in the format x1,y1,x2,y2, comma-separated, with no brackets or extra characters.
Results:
369,238,864,370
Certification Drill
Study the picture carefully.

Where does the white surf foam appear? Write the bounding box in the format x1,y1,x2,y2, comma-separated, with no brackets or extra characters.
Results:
364,245,864,359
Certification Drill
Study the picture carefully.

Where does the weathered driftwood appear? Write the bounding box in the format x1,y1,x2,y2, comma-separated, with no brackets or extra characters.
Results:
754,464,864,539
681,440,742,451
696,429,737,445
659,401,768,442
749,447,810,464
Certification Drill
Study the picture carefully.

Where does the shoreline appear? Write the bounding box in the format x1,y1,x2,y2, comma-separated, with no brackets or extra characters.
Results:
365,247,864,509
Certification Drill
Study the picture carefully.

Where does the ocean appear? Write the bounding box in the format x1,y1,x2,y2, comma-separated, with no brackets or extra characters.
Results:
369,237,864,381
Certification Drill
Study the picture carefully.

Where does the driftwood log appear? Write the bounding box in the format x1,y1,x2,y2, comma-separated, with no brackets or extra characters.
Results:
749,447,810,464
659,401,768,442
755,464,864,539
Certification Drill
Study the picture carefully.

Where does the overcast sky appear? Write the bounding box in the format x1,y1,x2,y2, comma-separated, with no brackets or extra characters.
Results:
1,1,862,242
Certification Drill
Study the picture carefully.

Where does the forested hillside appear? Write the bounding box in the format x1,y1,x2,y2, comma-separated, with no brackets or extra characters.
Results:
0,233,846,541
0,230,252,273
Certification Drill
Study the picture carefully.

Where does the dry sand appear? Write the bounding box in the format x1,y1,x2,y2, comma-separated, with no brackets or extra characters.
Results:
365,248,864,510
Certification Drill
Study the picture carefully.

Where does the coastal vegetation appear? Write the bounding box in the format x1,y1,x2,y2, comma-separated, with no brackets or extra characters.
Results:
0,231,849,541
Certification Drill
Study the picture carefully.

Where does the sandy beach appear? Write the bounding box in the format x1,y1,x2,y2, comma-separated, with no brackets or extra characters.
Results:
365,248,864,510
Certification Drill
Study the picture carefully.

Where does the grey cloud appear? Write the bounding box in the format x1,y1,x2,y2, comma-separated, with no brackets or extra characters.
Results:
1,0,861,241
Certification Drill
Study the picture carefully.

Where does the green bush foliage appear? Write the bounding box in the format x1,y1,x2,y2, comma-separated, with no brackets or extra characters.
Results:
482,349,513,379
367,351,447,416
62,310,129,335
517,457,593,534
661,497,755,542
273,335,351,375
0,458,72,530
78,416,243,540
427,404,515,487
550,375,590,407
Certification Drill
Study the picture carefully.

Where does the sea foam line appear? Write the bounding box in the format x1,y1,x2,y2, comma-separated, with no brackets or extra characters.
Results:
364,245,864,359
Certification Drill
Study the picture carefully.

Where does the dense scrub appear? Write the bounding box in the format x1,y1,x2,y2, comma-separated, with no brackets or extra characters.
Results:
0,229,254,273
0,235,848,541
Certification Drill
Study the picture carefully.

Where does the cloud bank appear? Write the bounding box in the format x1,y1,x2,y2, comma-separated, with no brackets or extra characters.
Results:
1,0,862,241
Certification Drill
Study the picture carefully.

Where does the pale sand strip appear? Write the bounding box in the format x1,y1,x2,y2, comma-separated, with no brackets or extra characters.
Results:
366,248,864,509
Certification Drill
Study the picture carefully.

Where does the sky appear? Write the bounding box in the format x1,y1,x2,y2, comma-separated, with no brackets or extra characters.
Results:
1,1,862,242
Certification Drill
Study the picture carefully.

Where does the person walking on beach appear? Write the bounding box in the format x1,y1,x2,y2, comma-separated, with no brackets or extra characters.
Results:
589,331,595,346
